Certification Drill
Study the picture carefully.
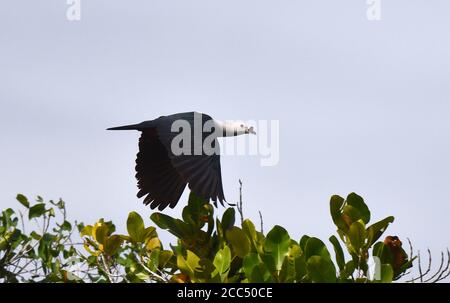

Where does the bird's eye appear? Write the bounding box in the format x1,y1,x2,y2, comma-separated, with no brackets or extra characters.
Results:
240,124,244,128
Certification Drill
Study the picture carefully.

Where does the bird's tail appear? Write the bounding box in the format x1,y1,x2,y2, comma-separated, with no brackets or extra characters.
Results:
107,124,141,131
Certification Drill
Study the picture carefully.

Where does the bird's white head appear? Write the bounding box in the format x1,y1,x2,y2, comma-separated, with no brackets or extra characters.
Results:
215,120,256,137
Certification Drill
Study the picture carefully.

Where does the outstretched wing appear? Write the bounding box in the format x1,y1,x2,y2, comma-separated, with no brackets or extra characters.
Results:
155,112,226,204
135,128,187,210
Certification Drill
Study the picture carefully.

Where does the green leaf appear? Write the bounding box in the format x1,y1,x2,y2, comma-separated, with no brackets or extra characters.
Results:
80,225,93,238
367,216,394,246
188,191,207,208
16,194,30,208
242,219,256,240
61,220,72,232
37,233,55,261
185,250,201,273
0,238,8,251
221,208,235,231
93,223,109,245
76,222,85,233
104,235,123,256
299,235,310,250
288,242,302,259
280,251,296,282
30,231,41,240
346,193,370,224
248,264,268,283
150,213,189,239
306,256,337,283
242,219,261,253
143,226,157,240
134,271,150,282
226,227,251,258
148,249,160,272
329,235,345,271
303,238,338,281
242,253,260,279
330,195,347,231
145,237,161,251
305,237,333,262
1,208,16,230
348,221,367,252
28,203,46,219
213,245,231,282
260,253,277,273
342,205,362,225
344,260,356,277
159,250,174,268
264,225,291,271
380,264,394,283
294,254,307,282
182,192,210,229
373,242,393,265
127,211,145,242
177,250,201,278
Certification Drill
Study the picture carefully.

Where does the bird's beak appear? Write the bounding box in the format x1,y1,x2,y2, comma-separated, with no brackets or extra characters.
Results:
247,126,256,135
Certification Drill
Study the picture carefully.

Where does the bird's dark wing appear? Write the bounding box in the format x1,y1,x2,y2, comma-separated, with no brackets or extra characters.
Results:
166,142,225,205
155,112,226,205
135,128,187,210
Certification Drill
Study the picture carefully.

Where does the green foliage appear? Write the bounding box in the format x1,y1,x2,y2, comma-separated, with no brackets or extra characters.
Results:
0,196,80,282
264,226,290,271
212,245,231,282
0,192,416,283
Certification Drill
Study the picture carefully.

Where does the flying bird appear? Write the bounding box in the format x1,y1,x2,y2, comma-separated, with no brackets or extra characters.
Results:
108,112,255,211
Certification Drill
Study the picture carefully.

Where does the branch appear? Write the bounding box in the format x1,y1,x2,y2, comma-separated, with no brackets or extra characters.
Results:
431,249,450,283
136,253,168,282
423,251,445,283
236,179,244,225
258,211,264,234
406,248,450,283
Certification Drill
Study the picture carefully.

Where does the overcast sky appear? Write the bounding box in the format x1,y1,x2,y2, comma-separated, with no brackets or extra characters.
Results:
1,1,449,262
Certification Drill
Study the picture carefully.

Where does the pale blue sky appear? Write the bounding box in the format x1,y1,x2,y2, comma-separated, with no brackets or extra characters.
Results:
1,1,449,261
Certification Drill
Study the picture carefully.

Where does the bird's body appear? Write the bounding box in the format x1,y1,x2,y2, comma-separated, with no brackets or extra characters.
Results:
108,112,255,211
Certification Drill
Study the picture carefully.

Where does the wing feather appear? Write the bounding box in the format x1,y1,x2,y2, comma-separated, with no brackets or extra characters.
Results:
135,129,187,210
155,112,226,204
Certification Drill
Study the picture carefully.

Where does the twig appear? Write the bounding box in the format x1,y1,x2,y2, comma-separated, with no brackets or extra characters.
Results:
406,248,450,283
10,236,40,264
19,211,26,234
424,251,445,282
417,251,423,283
423,249,432,281
412,250,432,283
100,255,114,283
258,211,264,234
136,254,167,282
407,238,414,260
432,249,450,282
236,180,244,225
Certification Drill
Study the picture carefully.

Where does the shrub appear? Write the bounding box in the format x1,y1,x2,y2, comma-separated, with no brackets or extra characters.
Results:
0,192,422,283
